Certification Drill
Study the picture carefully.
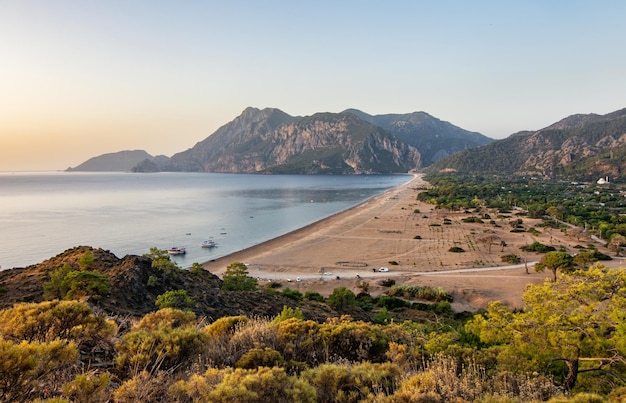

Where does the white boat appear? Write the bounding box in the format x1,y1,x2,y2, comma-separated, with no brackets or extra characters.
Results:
167,247,186,255
201,239,217,248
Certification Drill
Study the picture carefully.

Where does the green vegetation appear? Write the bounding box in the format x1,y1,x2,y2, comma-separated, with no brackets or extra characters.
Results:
154,289,195,310
418,173,626,246
43,262,110,300
221,262,258,291
1,265,625,400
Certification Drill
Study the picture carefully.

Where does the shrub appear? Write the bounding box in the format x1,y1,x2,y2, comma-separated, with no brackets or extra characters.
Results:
501,254,522,264
0,338,78,402
273,305,304,323
379,278,396,287
280,288,303,301
136,308,196,331
115,326,209,373
173,367,316,403
302,362,401,402
204,315,249,338
448,246,465,253
462,216,484,223
0,300,114,345
235,347,285,369
376,295,410,310
387,285,452,302
62,371,112,403
327,287,356,310
304,291,325,302
520,241,555,253
155,290,195,310
43,264,110,300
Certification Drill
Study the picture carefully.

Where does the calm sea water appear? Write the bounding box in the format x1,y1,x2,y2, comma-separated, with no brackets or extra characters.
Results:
0,172,410,270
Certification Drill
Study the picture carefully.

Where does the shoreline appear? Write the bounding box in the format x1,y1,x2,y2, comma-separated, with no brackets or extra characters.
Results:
202,173,612,312
202,174,420,272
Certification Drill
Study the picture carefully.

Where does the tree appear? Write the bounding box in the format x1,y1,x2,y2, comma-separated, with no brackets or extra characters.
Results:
477,234,500,254
327,287,356,310
573,251,596,270
535,251,574,282
144,247,181,279
221,262,257,291
466,266,626,392
608,233,626,256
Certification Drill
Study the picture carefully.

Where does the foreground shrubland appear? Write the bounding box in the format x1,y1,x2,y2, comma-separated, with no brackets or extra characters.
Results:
1,265,625,402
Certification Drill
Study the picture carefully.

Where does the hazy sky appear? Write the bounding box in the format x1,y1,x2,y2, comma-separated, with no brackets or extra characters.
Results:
1,1,625,171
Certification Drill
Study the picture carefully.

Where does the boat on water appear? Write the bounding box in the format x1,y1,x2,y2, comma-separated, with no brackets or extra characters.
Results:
201,239,217,248
167,247,186,255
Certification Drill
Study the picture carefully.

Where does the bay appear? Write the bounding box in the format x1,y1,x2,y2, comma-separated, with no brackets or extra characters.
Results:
0,172,410,270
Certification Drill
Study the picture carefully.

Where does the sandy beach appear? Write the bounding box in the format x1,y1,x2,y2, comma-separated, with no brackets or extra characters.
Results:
203,175,615,312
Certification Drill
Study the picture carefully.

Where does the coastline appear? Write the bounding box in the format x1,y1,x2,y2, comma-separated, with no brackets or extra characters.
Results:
202,173,608,312
202,174,420,273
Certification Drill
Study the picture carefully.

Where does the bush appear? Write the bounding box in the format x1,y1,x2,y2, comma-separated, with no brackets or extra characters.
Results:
520,241,555,253
327,287,356,310
235,347,285,369
280,288,303,301
462,216,484,223
43,264,110,300
0,300,114,345
379,278,396,287
501,254,522,264
304,291,325,302
204,316,249,338
448,246,465,253
173,367,316,403
155,290,195,310
376,295,410,310
273,305,304,323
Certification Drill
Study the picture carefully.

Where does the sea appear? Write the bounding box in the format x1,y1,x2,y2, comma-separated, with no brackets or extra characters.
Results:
0,171,410,270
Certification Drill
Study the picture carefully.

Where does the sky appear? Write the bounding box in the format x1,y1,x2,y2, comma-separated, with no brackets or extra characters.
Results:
1,1,625,171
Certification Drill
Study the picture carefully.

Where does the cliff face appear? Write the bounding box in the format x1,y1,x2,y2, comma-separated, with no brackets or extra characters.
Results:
168,108,422,174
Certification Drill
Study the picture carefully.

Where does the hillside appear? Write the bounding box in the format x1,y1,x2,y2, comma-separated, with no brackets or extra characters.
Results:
344,109,493,166
66,150,168,172
0,246,363,322
428,107,626,180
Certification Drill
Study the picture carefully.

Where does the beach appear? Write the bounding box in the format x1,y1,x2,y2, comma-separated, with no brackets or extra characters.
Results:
203,175,612,312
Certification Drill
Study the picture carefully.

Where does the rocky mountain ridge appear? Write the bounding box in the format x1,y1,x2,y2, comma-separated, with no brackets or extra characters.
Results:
428,107,626,180
67,107,492,174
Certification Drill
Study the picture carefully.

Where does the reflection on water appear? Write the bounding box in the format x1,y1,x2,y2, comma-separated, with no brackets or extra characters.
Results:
0,172,409,269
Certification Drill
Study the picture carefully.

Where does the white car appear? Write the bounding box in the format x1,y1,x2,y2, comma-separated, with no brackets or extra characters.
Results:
378,267,389,272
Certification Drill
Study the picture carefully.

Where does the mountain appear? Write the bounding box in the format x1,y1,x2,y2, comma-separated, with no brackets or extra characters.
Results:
427,108,626,180
69,107,491,174
166,107,422,174
66,150,168,172
343,109,493,166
